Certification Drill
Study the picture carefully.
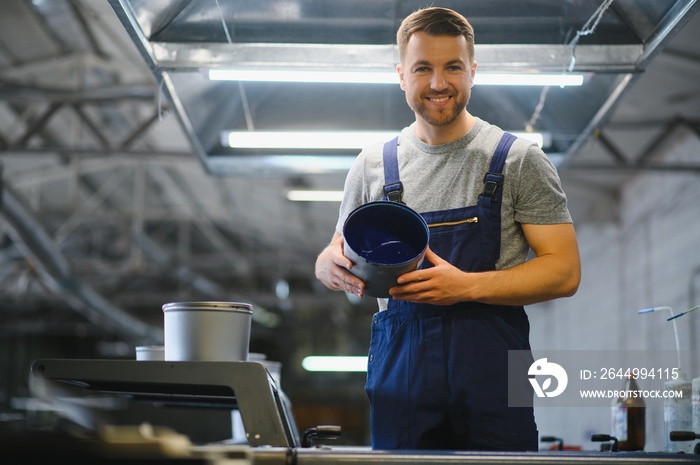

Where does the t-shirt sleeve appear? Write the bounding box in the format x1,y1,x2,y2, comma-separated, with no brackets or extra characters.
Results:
512,144,572,225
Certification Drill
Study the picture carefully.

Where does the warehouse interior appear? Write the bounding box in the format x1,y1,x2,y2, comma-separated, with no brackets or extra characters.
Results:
1,0,700,458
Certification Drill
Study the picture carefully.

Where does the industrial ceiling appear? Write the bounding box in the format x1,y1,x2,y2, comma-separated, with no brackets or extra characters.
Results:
1,0,699,376
109,0,692,173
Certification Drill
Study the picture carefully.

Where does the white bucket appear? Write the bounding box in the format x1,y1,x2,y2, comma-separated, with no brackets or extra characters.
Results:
163,301,253,361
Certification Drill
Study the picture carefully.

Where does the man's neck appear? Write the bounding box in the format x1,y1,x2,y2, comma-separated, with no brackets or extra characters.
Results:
414,112,475,146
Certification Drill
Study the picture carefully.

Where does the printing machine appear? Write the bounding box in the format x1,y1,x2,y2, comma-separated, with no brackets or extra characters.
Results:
17,358,700,464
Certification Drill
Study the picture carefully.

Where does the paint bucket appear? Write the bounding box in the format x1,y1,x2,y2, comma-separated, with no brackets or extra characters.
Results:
163,301,252,361
343,201,429,298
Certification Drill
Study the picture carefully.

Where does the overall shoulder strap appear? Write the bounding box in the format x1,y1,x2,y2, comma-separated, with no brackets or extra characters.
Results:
382,136,403,202
478,131,517,270
481,132,516,201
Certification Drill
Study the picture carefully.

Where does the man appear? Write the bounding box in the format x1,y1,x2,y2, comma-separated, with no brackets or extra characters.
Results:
315,7,580,451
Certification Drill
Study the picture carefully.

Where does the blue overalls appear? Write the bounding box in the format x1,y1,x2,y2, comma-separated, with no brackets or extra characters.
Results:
364,133,538,451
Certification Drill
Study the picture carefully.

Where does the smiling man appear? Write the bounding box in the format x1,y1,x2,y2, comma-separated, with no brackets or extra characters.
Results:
315,7,581,451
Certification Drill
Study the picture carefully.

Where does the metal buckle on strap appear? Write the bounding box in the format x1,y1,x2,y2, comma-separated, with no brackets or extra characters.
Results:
482,172,503,200
383,181,404,203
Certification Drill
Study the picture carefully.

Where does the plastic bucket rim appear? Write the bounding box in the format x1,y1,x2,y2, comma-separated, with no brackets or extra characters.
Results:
343,201,429,267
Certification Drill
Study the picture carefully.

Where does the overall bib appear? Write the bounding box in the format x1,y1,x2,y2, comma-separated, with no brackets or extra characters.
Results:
364,133,538,451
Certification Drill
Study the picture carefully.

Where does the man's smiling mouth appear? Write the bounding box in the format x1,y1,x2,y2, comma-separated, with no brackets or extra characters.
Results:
428,96,450,103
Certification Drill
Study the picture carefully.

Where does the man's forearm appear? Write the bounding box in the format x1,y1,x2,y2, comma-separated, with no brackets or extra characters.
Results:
461,254,580,306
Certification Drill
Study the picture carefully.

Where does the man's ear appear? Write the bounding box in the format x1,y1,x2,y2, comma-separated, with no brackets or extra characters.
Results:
397,64,406,90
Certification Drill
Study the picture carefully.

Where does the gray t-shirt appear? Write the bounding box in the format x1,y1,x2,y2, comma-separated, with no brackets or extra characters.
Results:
335,117,572,308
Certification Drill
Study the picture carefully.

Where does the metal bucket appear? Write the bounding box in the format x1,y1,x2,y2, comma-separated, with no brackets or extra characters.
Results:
343,201,429,298
162,301,252,361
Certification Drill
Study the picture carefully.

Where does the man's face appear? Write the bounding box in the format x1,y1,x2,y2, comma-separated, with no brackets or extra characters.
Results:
397,31,477,128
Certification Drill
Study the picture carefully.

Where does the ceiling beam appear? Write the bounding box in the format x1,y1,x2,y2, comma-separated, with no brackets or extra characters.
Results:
9,102,62,147
595,131,631,165
0,84,171,156
0,84,155,103
569,118,700,173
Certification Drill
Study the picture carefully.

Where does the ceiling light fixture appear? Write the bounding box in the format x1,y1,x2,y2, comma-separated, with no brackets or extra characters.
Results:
302,356,367,372
287,190,344,202
476,73,584,87
209,69,584,87
210,69,398,84
222,131,398,150
222,130,547,150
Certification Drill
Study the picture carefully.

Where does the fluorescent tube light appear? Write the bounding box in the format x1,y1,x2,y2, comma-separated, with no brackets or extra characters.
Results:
475,73,584,87
223,130,546,150
302,356,367,372
511,131,545,147
210,69,397,84
287,190,344,202
209,69,584,87
223,131,398,150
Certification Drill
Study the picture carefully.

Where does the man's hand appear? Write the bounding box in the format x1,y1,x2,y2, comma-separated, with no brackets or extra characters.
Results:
390,223,580,307
389,247,465,305
315,232,365,297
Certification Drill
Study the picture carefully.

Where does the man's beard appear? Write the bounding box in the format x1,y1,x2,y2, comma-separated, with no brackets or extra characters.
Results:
411,91,470,127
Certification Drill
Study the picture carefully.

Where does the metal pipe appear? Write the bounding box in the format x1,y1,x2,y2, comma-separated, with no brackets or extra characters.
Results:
0,186,162,343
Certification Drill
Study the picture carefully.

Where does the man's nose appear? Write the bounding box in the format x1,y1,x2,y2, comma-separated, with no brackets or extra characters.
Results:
431,70,448,90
